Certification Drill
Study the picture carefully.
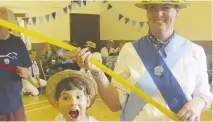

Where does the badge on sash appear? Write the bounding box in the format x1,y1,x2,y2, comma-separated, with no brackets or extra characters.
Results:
154,66,164,76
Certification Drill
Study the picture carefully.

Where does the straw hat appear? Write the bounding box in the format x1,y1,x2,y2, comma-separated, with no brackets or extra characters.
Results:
7,9,19,25
0,7,21,36
0,8,17,23
8,9,21,37
85,41,96,48
46,70,98,108
135,0,189,9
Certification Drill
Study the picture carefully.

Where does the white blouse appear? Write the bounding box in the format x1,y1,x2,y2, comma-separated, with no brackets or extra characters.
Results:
111,35,213,121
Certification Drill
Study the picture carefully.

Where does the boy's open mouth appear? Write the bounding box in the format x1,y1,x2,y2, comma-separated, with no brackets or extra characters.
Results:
69,110,79,120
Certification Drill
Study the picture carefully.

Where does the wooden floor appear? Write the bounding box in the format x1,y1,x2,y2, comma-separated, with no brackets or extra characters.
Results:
23,95,212,121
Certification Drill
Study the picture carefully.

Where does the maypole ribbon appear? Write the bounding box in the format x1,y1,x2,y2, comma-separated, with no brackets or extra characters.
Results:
0,62,17,72
0,19,180,121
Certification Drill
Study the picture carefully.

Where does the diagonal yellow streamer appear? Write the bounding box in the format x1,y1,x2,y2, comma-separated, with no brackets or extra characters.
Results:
0,19,180,121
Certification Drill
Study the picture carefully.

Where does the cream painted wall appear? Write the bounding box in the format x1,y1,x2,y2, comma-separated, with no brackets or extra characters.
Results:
100,1,212,41
1,1,101,45
175,1,212,41
1,1,212,45
26,1,101,44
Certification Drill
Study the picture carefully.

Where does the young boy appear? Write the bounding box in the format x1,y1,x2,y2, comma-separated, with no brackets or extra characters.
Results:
46,70,98,121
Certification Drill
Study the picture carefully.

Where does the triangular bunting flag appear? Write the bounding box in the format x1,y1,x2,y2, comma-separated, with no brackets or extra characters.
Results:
63,7,68,13
107,4,112,10
125,17,130,24
24,18,29,24
132,20,136,27
39,16,43,23
57,11,62,16
72,3,76,8
76,1,81,7
52,12,56,19
45,14,50,22
17,18,22,24
68,4,72,11
32,17,36,25
118,13,123,20
103,0,107,3
83,0,86,6
139,22,144,28
112,9,117,15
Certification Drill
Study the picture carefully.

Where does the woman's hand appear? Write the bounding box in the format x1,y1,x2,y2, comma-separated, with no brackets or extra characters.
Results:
75,47,101,72
177,97,205,121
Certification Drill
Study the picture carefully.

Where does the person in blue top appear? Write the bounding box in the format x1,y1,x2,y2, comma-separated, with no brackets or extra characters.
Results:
0,7,32,121
57,40,80,71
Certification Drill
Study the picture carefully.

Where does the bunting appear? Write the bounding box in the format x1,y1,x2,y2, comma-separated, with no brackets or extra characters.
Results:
21,0,145,29
52,12,56,19
103,0,145,28
22,1,81,25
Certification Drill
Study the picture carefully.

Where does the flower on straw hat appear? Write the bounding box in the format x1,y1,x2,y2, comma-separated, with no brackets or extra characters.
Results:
135,0,189,9
85,41,96,48
46,70,98,108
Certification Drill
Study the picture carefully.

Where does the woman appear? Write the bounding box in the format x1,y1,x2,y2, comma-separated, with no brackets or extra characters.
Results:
73,0,213,121
41,44,60,75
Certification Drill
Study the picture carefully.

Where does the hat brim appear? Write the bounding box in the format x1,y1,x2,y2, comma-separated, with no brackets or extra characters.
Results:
46,70,98,108
135,2,189,9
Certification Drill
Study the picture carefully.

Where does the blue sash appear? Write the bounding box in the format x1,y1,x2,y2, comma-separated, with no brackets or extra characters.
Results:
120,36,189,121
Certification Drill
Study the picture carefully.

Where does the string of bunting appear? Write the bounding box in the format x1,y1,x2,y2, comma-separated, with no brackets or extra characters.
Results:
22,0,92,25
22,0,144,29
103,0,145,28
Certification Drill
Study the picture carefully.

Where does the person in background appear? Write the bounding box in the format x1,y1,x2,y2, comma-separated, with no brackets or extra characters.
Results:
22,49,47,96
41,44,60,75
100,40,117,65
0,7,32,121
57,40,80,71
115,40,126,55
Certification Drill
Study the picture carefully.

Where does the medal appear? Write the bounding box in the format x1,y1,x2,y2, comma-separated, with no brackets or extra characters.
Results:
154,66,164,76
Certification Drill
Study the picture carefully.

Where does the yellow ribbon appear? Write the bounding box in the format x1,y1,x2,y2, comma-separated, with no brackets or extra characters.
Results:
0,19,180,121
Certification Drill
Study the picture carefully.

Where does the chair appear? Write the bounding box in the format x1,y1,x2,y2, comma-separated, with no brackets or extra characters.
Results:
39,60,52,81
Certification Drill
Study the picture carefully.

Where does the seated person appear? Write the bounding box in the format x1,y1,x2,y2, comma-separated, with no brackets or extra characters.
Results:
101,40,117,65
46,70,98,121
115,40,126,55
22,49,47,96
41,44,60,75
101,40,117,57
57,40,80,71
